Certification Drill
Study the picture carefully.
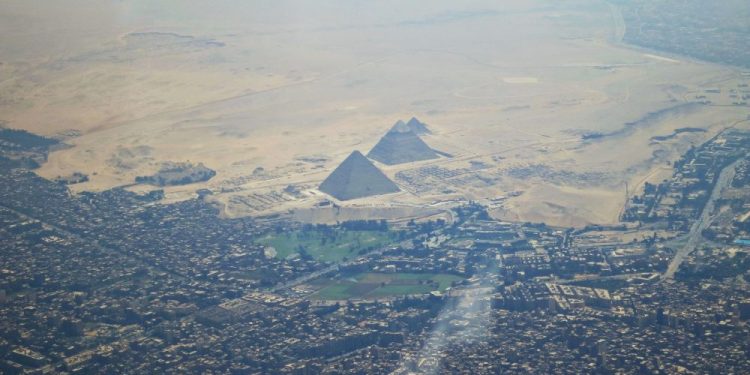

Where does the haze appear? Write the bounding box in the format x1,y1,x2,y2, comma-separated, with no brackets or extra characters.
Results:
1,0,748,227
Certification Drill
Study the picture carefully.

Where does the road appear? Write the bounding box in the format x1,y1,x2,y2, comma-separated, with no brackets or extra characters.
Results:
662,156,743,279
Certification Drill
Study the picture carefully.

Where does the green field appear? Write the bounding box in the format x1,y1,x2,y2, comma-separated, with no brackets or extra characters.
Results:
310,272,464,300
257,229,395,263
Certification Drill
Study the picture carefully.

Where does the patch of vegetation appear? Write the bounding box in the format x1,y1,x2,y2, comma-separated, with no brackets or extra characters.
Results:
369,284,434,297
258,229,396,263
310,272,464,300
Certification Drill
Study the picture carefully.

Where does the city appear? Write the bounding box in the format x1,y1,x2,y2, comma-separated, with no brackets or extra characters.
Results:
1,125,750,373
2,1,750,374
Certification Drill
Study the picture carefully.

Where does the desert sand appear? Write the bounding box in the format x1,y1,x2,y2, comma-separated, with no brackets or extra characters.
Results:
1,0,749,227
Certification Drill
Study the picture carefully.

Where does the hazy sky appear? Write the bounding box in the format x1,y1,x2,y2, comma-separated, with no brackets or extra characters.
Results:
0,0,549,61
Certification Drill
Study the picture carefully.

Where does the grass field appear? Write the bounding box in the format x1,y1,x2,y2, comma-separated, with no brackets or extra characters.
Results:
257,229,395,263
310,272,464,300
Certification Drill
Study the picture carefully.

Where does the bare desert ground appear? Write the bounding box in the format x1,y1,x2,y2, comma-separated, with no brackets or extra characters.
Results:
1,0,749,227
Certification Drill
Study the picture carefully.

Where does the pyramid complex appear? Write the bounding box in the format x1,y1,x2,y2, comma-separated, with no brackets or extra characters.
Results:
366,120,439,165
318,151,400,201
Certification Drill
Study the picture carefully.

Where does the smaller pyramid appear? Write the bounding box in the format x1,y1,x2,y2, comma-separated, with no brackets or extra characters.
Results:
319,151,400,201
367,120,439,165
406,117,431,135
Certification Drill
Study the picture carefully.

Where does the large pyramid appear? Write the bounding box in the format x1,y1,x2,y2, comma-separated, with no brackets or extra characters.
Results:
405,117,431,135
367,120,439,165
319,150,400,201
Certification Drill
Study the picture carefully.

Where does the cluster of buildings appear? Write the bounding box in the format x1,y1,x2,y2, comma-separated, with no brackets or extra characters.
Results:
623,129,750,228
619,0,750,69
1,127,750,373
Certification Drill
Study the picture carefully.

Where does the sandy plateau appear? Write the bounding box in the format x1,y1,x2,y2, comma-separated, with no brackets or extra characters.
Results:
1,0,749,227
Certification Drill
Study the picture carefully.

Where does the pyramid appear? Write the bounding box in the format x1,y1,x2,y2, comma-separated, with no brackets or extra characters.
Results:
405,117,431,135
366,120,439,165
319,151,400,201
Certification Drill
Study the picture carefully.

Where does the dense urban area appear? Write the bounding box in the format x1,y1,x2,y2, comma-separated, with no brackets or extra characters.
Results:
2,121,750,374
616,0,750,69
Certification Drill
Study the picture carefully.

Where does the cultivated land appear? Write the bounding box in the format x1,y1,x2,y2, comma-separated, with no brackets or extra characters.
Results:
1,0,749,227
